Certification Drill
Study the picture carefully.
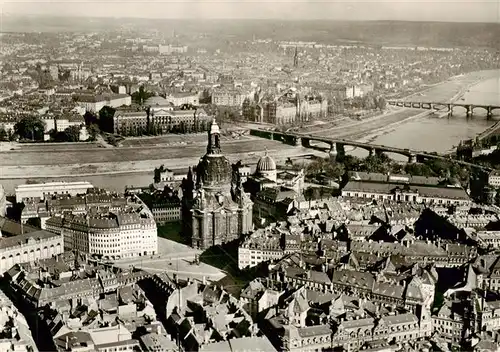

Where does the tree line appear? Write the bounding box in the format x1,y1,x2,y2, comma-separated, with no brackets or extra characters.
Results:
0,115,98,143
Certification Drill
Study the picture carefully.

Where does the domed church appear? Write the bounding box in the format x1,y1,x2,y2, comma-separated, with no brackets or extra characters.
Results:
256,151,277,182
181,119,253,250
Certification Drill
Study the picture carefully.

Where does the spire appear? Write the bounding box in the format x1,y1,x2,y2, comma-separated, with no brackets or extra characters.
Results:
209,118,219,134
207,118,221,155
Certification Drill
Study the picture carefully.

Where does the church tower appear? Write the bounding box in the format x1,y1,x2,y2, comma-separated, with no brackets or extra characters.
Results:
184,119,253,250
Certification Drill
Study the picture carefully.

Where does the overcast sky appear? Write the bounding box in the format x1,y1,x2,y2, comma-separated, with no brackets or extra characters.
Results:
2,0,499,22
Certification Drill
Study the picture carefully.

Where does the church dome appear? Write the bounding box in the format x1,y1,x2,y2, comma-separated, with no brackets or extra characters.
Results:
256,152,276,173
197,155,232,187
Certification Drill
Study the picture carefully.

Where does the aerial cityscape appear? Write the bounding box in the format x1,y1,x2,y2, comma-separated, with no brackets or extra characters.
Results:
0,1,499,351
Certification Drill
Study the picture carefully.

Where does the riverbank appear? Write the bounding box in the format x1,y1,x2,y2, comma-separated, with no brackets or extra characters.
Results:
0,70,498,187
346,71,500,149
0,146,322,180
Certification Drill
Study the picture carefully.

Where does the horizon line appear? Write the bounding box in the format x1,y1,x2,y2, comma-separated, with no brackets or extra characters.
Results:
2,13,500,25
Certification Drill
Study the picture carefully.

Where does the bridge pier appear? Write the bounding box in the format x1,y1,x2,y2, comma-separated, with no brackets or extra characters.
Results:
336,143,345,160
408,153,417,164
466,105,472,117
368,148,374,157
375,149,385,158
294,137,302,147
301,138,310,148
329,143,338,160
487,107,493,119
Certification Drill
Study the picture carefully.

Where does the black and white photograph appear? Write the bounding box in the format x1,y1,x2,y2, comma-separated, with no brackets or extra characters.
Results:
0,0,499,351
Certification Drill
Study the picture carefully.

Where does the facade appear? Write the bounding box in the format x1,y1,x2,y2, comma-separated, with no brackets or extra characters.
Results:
159,44,188,54
342,172,471,206
41,114,85,133
181,119,253,250
45,210,157,259
488,171,500,188
138,188,182,224
165,92,199,107
75,94,132,112
148,108,211,134
15,181,94,203
113,110,148,135
211,88,249,107
0,230,63,274
477,231,500,249
244,93,327,125
345,83,375,99
331,311,432,351
238,231,283,269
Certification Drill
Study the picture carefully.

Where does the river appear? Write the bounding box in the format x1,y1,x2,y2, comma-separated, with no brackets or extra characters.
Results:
351,75,500,160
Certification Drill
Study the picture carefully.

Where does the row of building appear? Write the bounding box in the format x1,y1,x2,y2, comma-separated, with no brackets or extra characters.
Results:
16,185,158,260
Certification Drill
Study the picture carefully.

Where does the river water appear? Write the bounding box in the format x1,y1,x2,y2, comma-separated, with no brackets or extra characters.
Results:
351,75,500,161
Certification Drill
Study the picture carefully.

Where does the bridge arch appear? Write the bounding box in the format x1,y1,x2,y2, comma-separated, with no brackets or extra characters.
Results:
470,105,490,116
450,104,471,115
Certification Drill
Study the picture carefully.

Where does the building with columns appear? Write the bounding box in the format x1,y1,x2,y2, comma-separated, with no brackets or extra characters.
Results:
181,119,253,250
0,230,63,274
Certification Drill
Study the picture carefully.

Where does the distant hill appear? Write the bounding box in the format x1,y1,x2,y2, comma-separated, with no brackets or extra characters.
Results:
2,15,499,49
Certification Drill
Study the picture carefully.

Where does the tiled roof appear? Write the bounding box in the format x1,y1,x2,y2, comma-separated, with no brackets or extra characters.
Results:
0,230,60,250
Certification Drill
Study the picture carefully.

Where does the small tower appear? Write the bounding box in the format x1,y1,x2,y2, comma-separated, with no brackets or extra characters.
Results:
207,118,221,155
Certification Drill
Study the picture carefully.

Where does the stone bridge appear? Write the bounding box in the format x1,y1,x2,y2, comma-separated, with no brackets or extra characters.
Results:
250,129,492,171
387,100,500,118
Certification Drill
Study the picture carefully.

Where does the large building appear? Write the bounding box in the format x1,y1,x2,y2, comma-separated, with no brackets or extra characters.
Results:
165,92,199,107
181,119,253,250
211,88,250,107
75,94,132,113
144,96,211,133
112,109,148,135
341,172,471,206
15,181,94,203
45,211,157,260
150,109,210,134
0,230,64,274
243,91,327,125
31,191,158,259
138,187,182,225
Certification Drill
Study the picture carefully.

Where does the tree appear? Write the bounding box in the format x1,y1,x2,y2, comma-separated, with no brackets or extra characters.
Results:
0,127,7,141
84,111,98,126
88,124,100,141
376,96,387,111
98,106,116,133
14,116,46,141
131,86,154,106
64,125,81,142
